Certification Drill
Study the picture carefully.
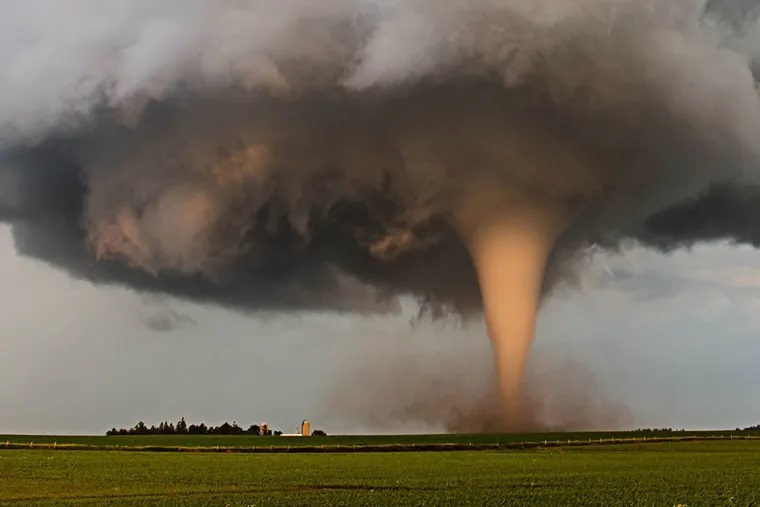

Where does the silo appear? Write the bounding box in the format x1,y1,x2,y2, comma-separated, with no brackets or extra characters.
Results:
301,420,311,436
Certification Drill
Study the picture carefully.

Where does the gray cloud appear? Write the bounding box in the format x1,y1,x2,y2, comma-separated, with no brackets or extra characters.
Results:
1,0,760,319
140,303,198,333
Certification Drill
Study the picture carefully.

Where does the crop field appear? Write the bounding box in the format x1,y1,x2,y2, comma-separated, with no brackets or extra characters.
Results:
1,439,760,506
1,429,757,451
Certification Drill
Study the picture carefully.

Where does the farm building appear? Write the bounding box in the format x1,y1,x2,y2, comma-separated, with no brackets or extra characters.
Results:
281,420,311,437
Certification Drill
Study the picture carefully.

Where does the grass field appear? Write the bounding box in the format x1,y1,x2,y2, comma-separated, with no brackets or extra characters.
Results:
2,439,760,506
1,429,756,451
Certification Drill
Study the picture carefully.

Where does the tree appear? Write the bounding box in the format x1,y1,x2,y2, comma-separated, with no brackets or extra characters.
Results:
216,422,234,435
188,423,208,435
312,429,327,436
107,419,282,436
132,421,148,435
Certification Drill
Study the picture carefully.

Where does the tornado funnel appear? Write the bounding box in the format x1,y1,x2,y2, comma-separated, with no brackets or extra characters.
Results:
455,190,567,428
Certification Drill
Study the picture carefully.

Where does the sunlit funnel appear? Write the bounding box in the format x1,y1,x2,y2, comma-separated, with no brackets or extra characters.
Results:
455,191,567,428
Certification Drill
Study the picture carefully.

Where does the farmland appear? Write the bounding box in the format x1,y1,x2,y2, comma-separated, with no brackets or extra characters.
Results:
1,429,757,451
2,438,760,506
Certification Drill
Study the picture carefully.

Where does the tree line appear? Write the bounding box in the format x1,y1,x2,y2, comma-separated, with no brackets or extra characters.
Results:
107,418,327,436
632,427,760,433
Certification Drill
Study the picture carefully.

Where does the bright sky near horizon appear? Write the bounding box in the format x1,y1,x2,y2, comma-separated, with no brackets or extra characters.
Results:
2,223,760,435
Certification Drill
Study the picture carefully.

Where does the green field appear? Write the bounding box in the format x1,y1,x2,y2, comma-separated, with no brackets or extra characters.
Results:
1,430,755,451
2,440,760,506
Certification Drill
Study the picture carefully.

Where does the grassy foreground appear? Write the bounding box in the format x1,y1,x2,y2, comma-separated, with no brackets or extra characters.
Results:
2,440,760,506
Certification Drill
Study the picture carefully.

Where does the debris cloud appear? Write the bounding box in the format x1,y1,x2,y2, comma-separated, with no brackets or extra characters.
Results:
322,340,632,433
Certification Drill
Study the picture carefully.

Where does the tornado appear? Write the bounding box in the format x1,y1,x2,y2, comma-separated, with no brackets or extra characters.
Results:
455,184,568,427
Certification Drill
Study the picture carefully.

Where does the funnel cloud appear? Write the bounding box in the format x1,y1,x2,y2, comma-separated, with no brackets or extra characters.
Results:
2,0,760,425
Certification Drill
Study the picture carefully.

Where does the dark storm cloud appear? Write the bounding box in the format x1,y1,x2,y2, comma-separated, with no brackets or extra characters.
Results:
640,184,760,250
1,0,760,318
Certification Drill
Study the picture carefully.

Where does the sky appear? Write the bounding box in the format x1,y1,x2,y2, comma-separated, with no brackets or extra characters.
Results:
2,223,759,435
3,0,760,436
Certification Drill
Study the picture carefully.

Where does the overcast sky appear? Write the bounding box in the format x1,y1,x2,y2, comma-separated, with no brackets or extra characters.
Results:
1,223,759,435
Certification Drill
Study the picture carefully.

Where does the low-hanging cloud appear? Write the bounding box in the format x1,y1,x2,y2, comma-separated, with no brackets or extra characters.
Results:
138,297,198,333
